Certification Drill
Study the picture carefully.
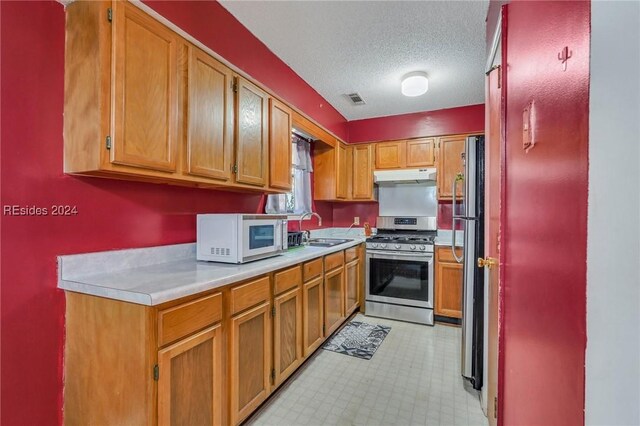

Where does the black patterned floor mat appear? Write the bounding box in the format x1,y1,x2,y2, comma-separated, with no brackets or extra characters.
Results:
322,320,391,360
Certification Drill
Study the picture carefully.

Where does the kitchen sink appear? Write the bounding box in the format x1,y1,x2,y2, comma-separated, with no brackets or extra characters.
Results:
307,238,353,247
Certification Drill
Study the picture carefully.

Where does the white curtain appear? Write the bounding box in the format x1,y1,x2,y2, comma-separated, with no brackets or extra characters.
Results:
265,135,313,215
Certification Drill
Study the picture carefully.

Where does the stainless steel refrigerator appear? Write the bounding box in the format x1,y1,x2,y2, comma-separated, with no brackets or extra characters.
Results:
451,135,485,390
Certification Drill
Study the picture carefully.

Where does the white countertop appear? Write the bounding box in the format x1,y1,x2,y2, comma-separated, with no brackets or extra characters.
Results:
58,232,365,306
435,230,464,247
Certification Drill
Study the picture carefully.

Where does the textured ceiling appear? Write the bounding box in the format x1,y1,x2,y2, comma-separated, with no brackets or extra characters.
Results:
219,0,488,121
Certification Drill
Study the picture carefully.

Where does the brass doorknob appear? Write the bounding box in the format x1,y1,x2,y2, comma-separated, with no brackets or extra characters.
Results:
477,257,497,269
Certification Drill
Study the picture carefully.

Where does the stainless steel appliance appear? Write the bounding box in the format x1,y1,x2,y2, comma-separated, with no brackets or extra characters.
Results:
196,214,287,263
365,216,437,325
452,135,485,390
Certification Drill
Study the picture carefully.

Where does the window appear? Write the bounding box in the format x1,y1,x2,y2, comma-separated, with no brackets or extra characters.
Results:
265,136,313,215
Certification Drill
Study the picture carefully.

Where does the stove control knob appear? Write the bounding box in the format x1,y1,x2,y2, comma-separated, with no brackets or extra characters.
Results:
381,243,387,248
395,244,401,249
371,243,378,248
410,245,416,250
419,245,426,251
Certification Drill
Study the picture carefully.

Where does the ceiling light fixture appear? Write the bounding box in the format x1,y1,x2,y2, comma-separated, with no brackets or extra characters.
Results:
401,72,429,97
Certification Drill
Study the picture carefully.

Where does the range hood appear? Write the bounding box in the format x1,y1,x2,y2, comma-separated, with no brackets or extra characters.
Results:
374,168,437,185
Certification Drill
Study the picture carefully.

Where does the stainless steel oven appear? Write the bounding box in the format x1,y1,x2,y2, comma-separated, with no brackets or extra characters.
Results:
366,250,434,308
365,222,436,325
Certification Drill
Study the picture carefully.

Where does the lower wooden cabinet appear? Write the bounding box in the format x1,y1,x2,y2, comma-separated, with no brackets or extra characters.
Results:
63,244,367,426
229,302,271,425
324,266,345,336
158,325,223,426
302,276,325,357
273,287,302,387
435,247,464,319
344,258,360,316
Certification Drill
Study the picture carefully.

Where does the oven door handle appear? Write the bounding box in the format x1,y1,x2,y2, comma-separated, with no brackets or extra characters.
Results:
368,250,433,260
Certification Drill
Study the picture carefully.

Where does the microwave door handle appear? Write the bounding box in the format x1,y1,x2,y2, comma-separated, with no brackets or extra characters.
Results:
280,220,288,250
274,221,282,251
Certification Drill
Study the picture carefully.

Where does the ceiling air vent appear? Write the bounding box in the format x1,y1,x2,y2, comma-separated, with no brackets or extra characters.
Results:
345,92,366,105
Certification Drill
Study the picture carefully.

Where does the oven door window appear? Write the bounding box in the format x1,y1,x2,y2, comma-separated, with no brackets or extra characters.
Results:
369,257,429,303
249,225,275,250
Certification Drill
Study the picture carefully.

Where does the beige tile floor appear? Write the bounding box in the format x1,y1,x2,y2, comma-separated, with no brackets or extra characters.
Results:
246,314,488,426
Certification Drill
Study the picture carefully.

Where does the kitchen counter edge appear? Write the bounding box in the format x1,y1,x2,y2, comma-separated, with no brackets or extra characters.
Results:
58,239,365,306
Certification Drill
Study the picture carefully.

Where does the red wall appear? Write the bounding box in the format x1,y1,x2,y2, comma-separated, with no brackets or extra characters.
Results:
332,202,463,230
347,104,485,143
144,1,348,141
499,1,590,424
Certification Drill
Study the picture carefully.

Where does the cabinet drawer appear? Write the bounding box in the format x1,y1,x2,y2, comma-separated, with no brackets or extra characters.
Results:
158,292,222,347
274,265,302,295
437,246,464,263
324,251,344,272
230,276,270,316
345,247,358,262
303,258,323,282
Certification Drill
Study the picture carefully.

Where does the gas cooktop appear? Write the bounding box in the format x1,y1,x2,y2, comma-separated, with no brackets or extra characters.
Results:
366,232,436,252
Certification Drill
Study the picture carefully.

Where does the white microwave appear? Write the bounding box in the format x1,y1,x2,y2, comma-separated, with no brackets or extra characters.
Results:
197,214,288,263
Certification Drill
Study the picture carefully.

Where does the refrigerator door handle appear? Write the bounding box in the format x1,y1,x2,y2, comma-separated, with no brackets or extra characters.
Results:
451,177,464,263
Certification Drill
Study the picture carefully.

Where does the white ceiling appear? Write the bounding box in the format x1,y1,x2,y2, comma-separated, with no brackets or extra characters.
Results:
219,0,488,121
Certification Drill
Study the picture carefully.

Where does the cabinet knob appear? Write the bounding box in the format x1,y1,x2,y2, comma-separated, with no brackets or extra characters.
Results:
477,257,497,269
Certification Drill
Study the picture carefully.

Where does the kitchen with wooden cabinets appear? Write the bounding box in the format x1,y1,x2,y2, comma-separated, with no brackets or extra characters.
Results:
4,1,631,426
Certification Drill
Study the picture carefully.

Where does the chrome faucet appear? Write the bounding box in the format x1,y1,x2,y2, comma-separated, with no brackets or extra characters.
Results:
299,212,322,243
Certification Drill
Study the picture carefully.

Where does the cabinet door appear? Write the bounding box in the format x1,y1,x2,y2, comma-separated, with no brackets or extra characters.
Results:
336,143,349,199
406,138,435,167
185,46,233,181
230,302,271,425
269,98,293,190
302,276,324,357
273,287,302,387
344,259,360,316
375,141,406,169
158,325,222,426
352,144,374,200
235,77,269,187
437,135,466,199
324,267,345,336
111,2,179,172
435,248,464,318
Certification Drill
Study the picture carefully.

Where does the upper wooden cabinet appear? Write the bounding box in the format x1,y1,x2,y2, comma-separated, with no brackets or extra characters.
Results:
111,2,180,173
406,138,436,167
315,141,376,202
65,1,182,177
375,138,436,169
234,76,269,187
269,98,293,191
352,144,375,200
437,135,466,199
375,141,406,169
185,46,233,181
64,1,296,194
314,139,346,201
336,143,349,199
